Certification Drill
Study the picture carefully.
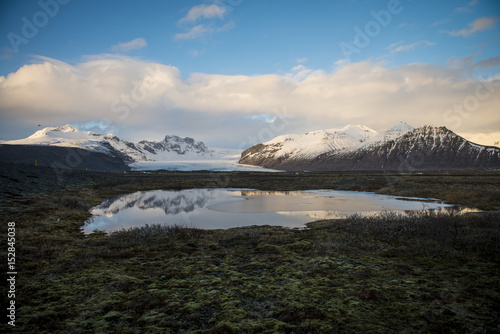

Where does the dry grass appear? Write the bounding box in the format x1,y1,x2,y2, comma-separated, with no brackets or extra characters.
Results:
0,163,499,333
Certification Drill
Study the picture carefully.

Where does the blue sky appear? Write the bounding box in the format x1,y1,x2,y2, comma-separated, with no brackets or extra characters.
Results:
0,0,499,147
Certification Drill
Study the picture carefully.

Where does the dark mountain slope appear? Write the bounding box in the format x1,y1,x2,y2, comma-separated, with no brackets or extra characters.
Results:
0,144,130,171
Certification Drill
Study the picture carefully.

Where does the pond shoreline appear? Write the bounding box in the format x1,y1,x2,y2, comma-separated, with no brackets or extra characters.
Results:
1,162,499,333
83,188,458,233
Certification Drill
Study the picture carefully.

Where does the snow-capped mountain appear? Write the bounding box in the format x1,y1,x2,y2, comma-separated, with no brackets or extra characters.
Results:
2,125,216,164
240,124,500,171
349,122,414,151
266,124,378,160
137,135,212,162
239,124,378,168
4,124,110,151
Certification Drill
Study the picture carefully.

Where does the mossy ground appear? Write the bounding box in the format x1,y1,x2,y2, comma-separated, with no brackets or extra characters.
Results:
0,163,499,333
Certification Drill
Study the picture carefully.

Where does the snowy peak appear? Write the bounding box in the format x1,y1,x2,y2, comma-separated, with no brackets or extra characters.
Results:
337,124,378,141
393,125,493,155
355,122,414,150
137,135,212,160
28,124,83,139
2,125,216,164
55,124,79,132
255,124,378,162
387,122,414,133
34,124,79,135
8,124,106,150
341,125,500,170
301,124,377,141
239,124,500,170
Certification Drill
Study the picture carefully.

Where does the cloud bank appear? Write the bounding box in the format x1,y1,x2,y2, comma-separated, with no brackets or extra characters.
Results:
1,55,499,147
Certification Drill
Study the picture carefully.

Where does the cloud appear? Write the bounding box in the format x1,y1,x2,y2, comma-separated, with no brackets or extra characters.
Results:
174,24,211,40
174,22,234,40
334,59,350,68
287,64,313,81
0,47,15,60
448,53,500,77
457,130,500,147
432,18,451,27
178,4,227,24
443,16,500,37
455,6,472,13
175,4,233,41
1,55,499,147
455,0,479,13
74,120,120,136
189,48,206,58
474,56,500,68
388,40,435,53
111,38,147,52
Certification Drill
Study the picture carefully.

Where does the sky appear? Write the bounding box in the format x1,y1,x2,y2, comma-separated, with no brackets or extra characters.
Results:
0,0,499,148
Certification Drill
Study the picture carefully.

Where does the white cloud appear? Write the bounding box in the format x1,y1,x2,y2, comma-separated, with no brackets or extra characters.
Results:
174,24,211,40
458,131,500,147
178,4,227,24
387,40,404,50
175,4,233,41
443,16,500,37
455,6,472,13
111,38,147,52
334,59,350,68
455,0,479,13
174,22,234,40
1,55,499,147
388,40,435,53
189,48,206,58
287,64,313,81
432,18,451,27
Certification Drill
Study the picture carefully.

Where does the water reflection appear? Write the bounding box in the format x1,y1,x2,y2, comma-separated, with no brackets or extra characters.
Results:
83,189,457,233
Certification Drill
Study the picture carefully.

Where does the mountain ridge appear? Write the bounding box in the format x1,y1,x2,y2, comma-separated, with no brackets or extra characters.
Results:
1,125,217,164
239,124,500,171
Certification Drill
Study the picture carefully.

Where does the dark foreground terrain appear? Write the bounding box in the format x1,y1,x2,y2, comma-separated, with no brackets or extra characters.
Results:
0,162,499,333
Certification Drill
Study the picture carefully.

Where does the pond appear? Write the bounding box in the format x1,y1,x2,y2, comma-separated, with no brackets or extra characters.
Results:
82,188,457,234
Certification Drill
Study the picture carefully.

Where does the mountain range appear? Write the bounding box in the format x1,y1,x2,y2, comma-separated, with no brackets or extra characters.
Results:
1,124,217,164
2,123,499,171
239,123,500,171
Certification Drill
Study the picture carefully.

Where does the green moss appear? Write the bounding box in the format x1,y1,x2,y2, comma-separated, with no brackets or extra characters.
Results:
1,167,500,333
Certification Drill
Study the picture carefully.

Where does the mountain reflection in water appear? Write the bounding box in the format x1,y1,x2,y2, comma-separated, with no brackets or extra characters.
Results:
83,189,457,234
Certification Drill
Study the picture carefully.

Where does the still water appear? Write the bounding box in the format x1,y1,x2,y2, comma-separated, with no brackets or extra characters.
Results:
83,189,456,234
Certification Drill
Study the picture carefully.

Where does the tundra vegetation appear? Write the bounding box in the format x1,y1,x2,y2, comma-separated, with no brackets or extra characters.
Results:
0,162,499,333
